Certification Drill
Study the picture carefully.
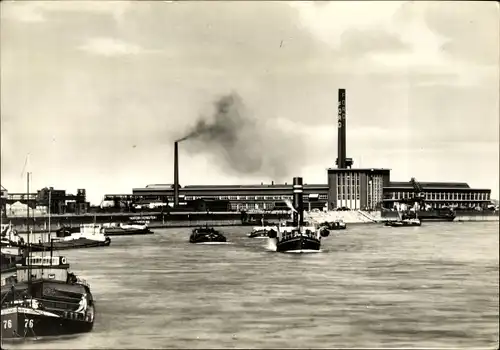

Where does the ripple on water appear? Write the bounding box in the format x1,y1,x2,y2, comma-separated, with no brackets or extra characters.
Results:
4,222,499,349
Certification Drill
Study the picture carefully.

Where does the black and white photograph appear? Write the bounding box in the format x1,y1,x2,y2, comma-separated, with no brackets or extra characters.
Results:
1,0,499,348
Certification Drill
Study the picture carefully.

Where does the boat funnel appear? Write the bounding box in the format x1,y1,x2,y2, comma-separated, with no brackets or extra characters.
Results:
293,177,304,226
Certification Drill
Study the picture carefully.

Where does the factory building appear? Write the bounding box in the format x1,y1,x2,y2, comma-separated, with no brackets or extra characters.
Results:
326,89,491,210
327,168,391,210
383,182,491,210
104,88,493,212
122,183,329,211
327,89,391,210
107,179,491,213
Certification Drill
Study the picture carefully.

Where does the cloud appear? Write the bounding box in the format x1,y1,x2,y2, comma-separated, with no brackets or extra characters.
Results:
291,1,404,47
292,1,498,87
422,1,499,66
338,28,409,56
1,1,498,202
1,2,46,22
1,1,132,24
78,37,147,56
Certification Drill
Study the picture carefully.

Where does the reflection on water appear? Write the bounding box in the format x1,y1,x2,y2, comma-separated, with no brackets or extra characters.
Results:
4,222,499,349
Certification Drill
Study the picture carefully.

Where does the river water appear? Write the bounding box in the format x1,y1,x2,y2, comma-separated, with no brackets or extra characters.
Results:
4,222,499,349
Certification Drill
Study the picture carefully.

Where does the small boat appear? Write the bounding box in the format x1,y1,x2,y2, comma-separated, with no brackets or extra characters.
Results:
247,226,273,238
385,206,422,227
29,224,111,252
189,225,227,243
385,218,422,227
1,223,25,248
1,252,96,340
1,239,25,272
318,220,346,231
102,222,153,236
247,217,275,238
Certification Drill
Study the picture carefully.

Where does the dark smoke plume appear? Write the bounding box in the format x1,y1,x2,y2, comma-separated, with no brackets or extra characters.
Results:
177,92,307,180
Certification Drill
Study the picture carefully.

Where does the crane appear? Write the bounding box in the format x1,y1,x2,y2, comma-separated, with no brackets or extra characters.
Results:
410,177,426,204
396,178,426,219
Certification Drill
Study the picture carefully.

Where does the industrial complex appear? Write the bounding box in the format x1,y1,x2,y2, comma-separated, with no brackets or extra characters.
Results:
105,89,492,212
0,89,494,216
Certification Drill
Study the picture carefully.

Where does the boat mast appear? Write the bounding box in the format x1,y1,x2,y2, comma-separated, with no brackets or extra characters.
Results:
27,172,30,244
48,190,51,237
27,172,33,305
49,189,53,264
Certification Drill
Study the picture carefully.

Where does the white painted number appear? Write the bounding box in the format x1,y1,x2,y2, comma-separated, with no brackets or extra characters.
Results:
3,320,12,329
24,319,34,328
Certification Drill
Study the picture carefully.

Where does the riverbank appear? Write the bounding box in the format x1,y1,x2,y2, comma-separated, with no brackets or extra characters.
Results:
1,211,273,234
4,210,498,235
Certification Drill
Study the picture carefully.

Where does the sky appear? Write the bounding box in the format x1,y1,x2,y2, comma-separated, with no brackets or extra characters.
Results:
1,0,499,205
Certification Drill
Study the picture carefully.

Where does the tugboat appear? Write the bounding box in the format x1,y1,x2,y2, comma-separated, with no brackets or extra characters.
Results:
265,177,330,253
29,224,111,252
1,234,96,339
189,225,227,243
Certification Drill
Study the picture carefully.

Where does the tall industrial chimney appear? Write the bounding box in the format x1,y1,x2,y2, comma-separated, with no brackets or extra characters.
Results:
292,177,304,226
173,141,179,208
337,88,346,168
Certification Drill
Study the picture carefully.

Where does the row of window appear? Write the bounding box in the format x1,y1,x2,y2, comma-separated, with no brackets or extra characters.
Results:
390,202,489,209
182,195,328,201
230,203,276,210
338,194,361,200
367,175,384,209
336,172,362,201
230,202,326,211
139,195,329,202
7,194,38,200
387,191,490,201
337,173,361,186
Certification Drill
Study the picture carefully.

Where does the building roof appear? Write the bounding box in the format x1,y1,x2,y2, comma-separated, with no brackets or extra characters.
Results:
387,181,470,189
133,184,328,192
183,184,327,189
327,168,391,172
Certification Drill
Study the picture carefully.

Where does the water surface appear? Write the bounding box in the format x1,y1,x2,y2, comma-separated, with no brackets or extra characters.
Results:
5,222,499,349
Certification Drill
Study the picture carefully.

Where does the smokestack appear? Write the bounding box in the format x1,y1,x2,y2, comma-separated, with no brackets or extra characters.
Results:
174,141,179,208
293,177,304,226
337,88,346,168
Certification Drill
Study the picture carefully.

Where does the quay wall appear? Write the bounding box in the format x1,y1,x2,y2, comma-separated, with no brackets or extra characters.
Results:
306,210,381,224
2,211,285,234
454,213,499,222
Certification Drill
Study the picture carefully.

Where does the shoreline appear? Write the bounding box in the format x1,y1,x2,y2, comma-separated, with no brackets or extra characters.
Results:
3,209,498,235
6,214,498,236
